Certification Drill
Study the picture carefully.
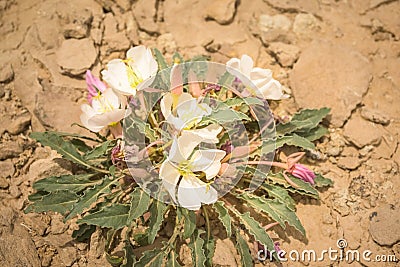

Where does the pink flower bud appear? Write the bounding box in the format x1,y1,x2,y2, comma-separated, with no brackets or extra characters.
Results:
86,70,107,103
288,163,316,184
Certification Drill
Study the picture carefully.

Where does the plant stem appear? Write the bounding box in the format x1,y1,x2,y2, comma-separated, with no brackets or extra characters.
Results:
203,206,211,241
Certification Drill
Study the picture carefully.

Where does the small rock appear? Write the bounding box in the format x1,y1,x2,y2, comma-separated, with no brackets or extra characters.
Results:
326,146,342,157
337,156,361,170
58,246,78,267
293,13,320,36
63,8,92,39
268,42,300,67
343,114,384,148
0,177,9,189
157,33,177,54
23,214,50,236
9,184,21,198
205,0,236,25
0,61,14,83
258,14,292,43
56,38,97,76
360,107,390,125
8,111,31,135
132,0,159,34
369,204,400,246
291,41,372,127
0,141,23,160
0,159,15,178
50,214,68,235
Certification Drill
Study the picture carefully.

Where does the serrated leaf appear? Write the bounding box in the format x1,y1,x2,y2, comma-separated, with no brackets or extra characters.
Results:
262,184,296,211
267,172,319,199
276,108,330,136
234,230,253,267
33,174,100,193
238,193,305,235
261,134,315,153
124,116,158,143
136,248,164,267
65,176,118,221
121,240,137,267
206,109,250,124
78,204,129,229
84,139,116,160
314,173,333,187
153,48,169,69
30,132,88,168
25,190,77,214
72,224,96,241
297,126,329,141
167,250,182,267
188,229,206,267
147,200,168,244
204,235,215,267
232,211,278,261
127,187,151,225
177,207,196,239
212,201,231,237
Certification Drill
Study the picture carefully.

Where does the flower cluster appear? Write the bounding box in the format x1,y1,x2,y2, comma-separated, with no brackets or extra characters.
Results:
80,45,315,210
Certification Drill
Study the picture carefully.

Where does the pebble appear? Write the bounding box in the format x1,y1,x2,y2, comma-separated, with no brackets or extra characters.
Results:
268,42,300,67
360,107,390,125
337,156,361,170
205,0,236,25
369,204,400,246
8,111,31,135
0,141,23,160
343,114,384,148
56,38,97,76
0,60,14,83
0,159,15,178
293,13,320,36
258,14,292,43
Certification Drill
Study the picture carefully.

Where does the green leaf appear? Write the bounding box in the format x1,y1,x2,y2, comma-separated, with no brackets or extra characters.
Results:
167,250,182,267
124,117,158,143
121,240,137,267
267,172,319,199
153,48,169,69
78,204,129,229
261,134,316,153
30,132,86,167
177,207,196,239
238,193,305,235
147,200,168,244
314,173,333,187
206,109,250,124
188,229,206,267
25,190,77,214
65,176,118,221
127,187,151,225
234,230,253,267
297,126,329,141
212,201,231,237
204,235,215,267
232,211,278,261
276,108,330,136
262,184,296,211
84,139,116,160
33,174,100,193
72,224,96,242
136,248,165,267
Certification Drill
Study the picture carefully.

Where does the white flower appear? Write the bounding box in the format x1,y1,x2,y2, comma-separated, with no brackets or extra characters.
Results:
226,54,289,100
160,129,226,210
160,92,212,131
80,88,129,132
101,45,158,96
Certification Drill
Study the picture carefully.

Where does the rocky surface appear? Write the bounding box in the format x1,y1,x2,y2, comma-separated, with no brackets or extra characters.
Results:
0,0,399,266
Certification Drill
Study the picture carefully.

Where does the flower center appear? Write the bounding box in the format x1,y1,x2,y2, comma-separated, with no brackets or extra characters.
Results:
94,95,115,113
125,63,143,90
177,160,195,177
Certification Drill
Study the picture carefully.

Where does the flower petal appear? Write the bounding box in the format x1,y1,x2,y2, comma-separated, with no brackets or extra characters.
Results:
126,45,158,80
160,159,181,202
191,149,226,180
183,124,223,144
177,175,218,210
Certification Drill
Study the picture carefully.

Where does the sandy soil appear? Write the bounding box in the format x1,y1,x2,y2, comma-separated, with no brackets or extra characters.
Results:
0,0,399,266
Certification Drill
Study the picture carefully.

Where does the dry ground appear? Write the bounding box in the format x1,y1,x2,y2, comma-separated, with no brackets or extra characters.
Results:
0,0,399,266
